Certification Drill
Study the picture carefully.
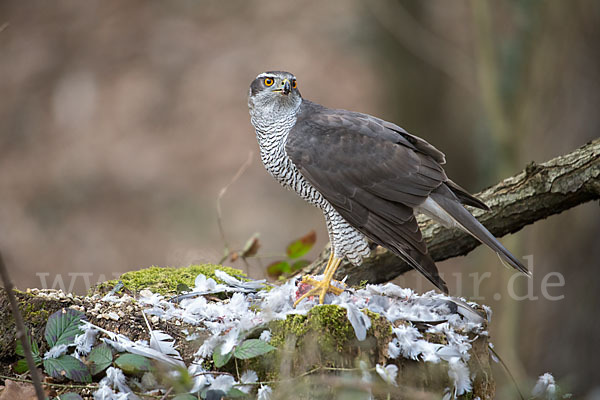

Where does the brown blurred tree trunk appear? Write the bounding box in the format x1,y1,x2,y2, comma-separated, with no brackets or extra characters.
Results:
294,138,600,285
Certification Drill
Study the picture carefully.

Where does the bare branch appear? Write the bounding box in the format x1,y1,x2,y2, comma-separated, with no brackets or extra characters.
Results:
0,251,46,400
216,151,253,263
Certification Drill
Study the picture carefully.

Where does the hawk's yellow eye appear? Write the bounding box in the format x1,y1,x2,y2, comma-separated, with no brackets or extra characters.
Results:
264,78,274,87
291,80,297,89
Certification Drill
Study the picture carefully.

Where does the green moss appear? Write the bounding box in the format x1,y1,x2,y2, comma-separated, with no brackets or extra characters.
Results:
270,313,309,348
270,305,355,355
363,309,393,336
96,264,246,295
251,304,394,384
22,300,50,324
308,305,354,353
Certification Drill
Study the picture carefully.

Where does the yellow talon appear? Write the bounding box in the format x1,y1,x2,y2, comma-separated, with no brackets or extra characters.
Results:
293,255,344,307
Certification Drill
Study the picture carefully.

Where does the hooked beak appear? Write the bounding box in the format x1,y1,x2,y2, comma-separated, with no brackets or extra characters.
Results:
273,79,292,95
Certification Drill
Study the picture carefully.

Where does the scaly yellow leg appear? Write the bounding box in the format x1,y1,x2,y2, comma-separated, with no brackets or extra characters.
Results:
322,252,335,276
293,255,345,307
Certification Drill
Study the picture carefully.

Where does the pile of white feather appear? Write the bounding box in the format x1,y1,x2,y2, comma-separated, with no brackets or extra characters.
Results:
82,270,491,399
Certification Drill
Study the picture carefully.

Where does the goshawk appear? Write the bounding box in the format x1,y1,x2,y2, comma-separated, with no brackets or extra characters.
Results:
248,71,529,305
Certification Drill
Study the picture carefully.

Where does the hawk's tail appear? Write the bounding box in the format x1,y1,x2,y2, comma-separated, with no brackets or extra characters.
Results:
428,185,530,276
399,247,449,294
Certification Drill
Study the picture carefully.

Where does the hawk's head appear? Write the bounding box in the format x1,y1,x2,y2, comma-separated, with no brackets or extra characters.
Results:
248,71,302,114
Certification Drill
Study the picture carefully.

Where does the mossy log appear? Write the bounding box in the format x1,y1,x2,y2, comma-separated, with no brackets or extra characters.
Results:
1,265,495,399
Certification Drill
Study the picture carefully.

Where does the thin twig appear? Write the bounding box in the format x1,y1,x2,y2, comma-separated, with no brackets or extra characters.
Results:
0,374,97,390
0,374,166,398
159,386,173,400
488,345,525,400
0,22,9,33
232,365,376,386
192,371,235,377
216,151,253,264
0,251,46,400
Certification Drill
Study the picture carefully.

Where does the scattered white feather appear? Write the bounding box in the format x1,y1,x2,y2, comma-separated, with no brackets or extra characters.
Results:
188,363,210,394
93,367,137,399
208,375,236,392
102,336,185,368
93,385,129,400
392,324,426,360
138,291,164,307
259,330,272,342
100,293,133,304
388,339,401,359
447,358,472,396
488,343,499,363
367,282,414,299
214,269,266,291
337,301,371,341
532,373,557,400
220,327,240,355
241,369,258,384
257,384,272,400
149,330,183,361
194,274,219,292
376,364,398,386
104,367,132,393
481,304,493,322
85,322,185,368
44,344,69,360
239,370,258,393
196,334,221,358
74,323,98,356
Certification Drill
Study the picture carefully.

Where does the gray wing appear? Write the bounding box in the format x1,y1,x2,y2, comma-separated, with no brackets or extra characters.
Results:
286,101,450,292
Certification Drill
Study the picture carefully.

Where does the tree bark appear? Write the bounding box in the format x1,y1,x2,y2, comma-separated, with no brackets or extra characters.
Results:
294,138,600,285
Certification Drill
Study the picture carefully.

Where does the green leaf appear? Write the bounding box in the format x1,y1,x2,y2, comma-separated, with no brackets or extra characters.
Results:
88,343,113,375
115,353,154,374
14,351,41,373
286,230,316,259
227,387,248,398
15,328,40,358
13,358,30,374
291,259,310,271
57,393,84,400
213,344,233,368
266,261,291,278
43,355,91,383
45,308,86,348
233,339,276,360
172,395,198,400
177,283,191,293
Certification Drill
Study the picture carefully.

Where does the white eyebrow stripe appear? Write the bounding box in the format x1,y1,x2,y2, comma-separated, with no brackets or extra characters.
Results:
256,73,273,79
255,72,297,80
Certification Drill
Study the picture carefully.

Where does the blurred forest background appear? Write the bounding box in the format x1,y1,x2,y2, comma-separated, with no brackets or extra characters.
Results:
1,0,599,397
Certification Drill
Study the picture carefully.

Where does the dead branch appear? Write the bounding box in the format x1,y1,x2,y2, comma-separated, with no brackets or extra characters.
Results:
0,251,46,400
